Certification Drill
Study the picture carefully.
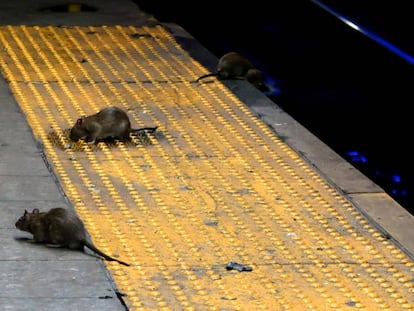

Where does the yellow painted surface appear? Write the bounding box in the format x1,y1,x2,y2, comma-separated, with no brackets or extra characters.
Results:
0,25,413,310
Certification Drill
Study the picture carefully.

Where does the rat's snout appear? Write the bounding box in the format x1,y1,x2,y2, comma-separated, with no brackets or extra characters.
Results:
69,128,81,141
15,218,22,229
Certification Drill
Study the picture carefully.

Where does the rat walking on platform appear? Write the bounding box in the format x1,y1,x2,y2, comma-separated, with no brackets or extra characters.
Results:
15,207,130,267
195,51,269,92
69,106,158,144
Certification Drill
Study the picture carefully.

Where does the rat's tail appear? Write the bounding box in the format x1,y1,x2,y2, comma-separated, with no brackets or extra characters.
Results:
130,126,158,134
195,72,218,82
83,239,130,267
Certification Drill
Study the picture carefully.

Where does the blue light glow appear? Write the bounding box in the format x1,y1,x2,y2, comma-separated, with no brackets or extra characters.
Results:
392,188,409,197
392,175,401,183
345,150,367,163
347,151,359,156
310,0,414,64
263,76,282,96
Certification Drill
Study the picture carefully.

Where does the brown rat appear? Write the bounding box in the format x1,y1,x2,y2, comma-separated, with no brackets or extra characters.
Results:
195,52,269,91
15,207,130,267
69,106,158,144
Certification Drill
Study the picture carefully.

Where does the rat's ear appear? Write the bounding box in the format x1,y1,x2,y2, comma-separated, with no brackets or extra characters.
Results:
21,209,31,221
76,117,84,128
32,208,40,213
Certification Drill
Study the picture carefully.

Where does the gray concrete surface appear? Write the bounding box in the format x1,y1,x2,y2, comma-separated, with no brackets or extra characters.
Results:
0,0,153,26
0,73,127,311
1,1,414,311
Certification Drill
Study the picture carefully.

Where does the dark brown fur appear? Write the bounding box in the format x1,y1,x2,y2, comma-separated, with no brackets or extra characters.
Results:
15,208,130,266
196,52,269,91
69,106,157,144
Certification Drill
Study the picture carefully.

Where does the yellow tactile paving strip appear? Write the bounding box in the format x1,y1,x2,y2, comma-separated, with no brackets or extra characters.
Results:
1,24,413,310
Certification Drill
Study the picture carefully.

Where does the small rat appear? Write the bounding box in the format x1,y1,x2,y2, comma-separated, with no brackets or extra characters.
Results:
69,106,158,144
195,52,269,91
15,207,130,267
